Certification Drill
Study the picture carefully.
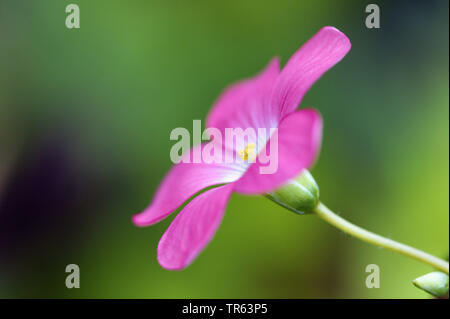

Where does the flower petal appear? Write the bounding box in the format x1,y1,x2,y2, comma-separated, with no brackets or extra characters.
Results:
233,108,322,194
157,183,234,270
206,57,280,136
132,145,243,227
271,26,351,119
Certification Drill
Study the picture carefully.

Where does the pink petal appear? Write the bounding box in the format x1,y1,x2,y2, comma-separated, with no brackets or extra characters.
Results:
132,145,243,227
271,26,351,119
233,108,322,194
157,183,234,270
206,57,281,137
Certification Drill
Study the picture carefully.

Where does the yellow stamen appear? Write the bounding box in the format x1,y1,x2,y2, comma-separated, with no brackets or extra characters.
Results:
238,143,256,161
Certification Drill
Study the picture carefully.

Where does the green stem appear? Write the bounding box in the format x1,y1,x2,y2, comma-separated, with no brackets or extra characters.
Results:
313,202,449,274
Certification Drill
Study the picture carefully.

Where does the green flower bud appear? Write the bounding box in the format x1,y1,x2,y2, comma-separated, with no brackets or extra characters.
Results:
266,170,320,214
413,271,449,297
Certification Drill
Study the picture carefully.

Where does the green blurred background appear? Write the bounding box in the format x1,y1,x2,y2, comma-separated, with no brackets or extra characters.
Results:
0,0,448,298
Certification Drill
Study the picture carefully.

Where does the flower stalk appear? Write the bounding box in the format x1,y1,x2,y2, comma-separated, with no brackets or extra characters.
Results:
313,202,449,274
268,170,449,275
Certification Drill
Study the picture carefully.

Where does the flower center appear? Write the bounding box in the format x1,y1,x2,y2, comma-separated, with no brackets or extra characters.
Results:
238,143,256,161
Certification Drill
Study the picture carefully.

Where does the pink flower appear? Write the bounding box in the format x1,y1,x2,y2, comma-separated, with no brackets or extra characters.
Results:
133,26,351,270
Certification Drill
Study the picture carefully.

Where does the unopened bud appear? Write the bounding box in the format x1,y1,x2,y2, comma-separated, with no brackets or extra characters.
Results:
413,271,449,297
